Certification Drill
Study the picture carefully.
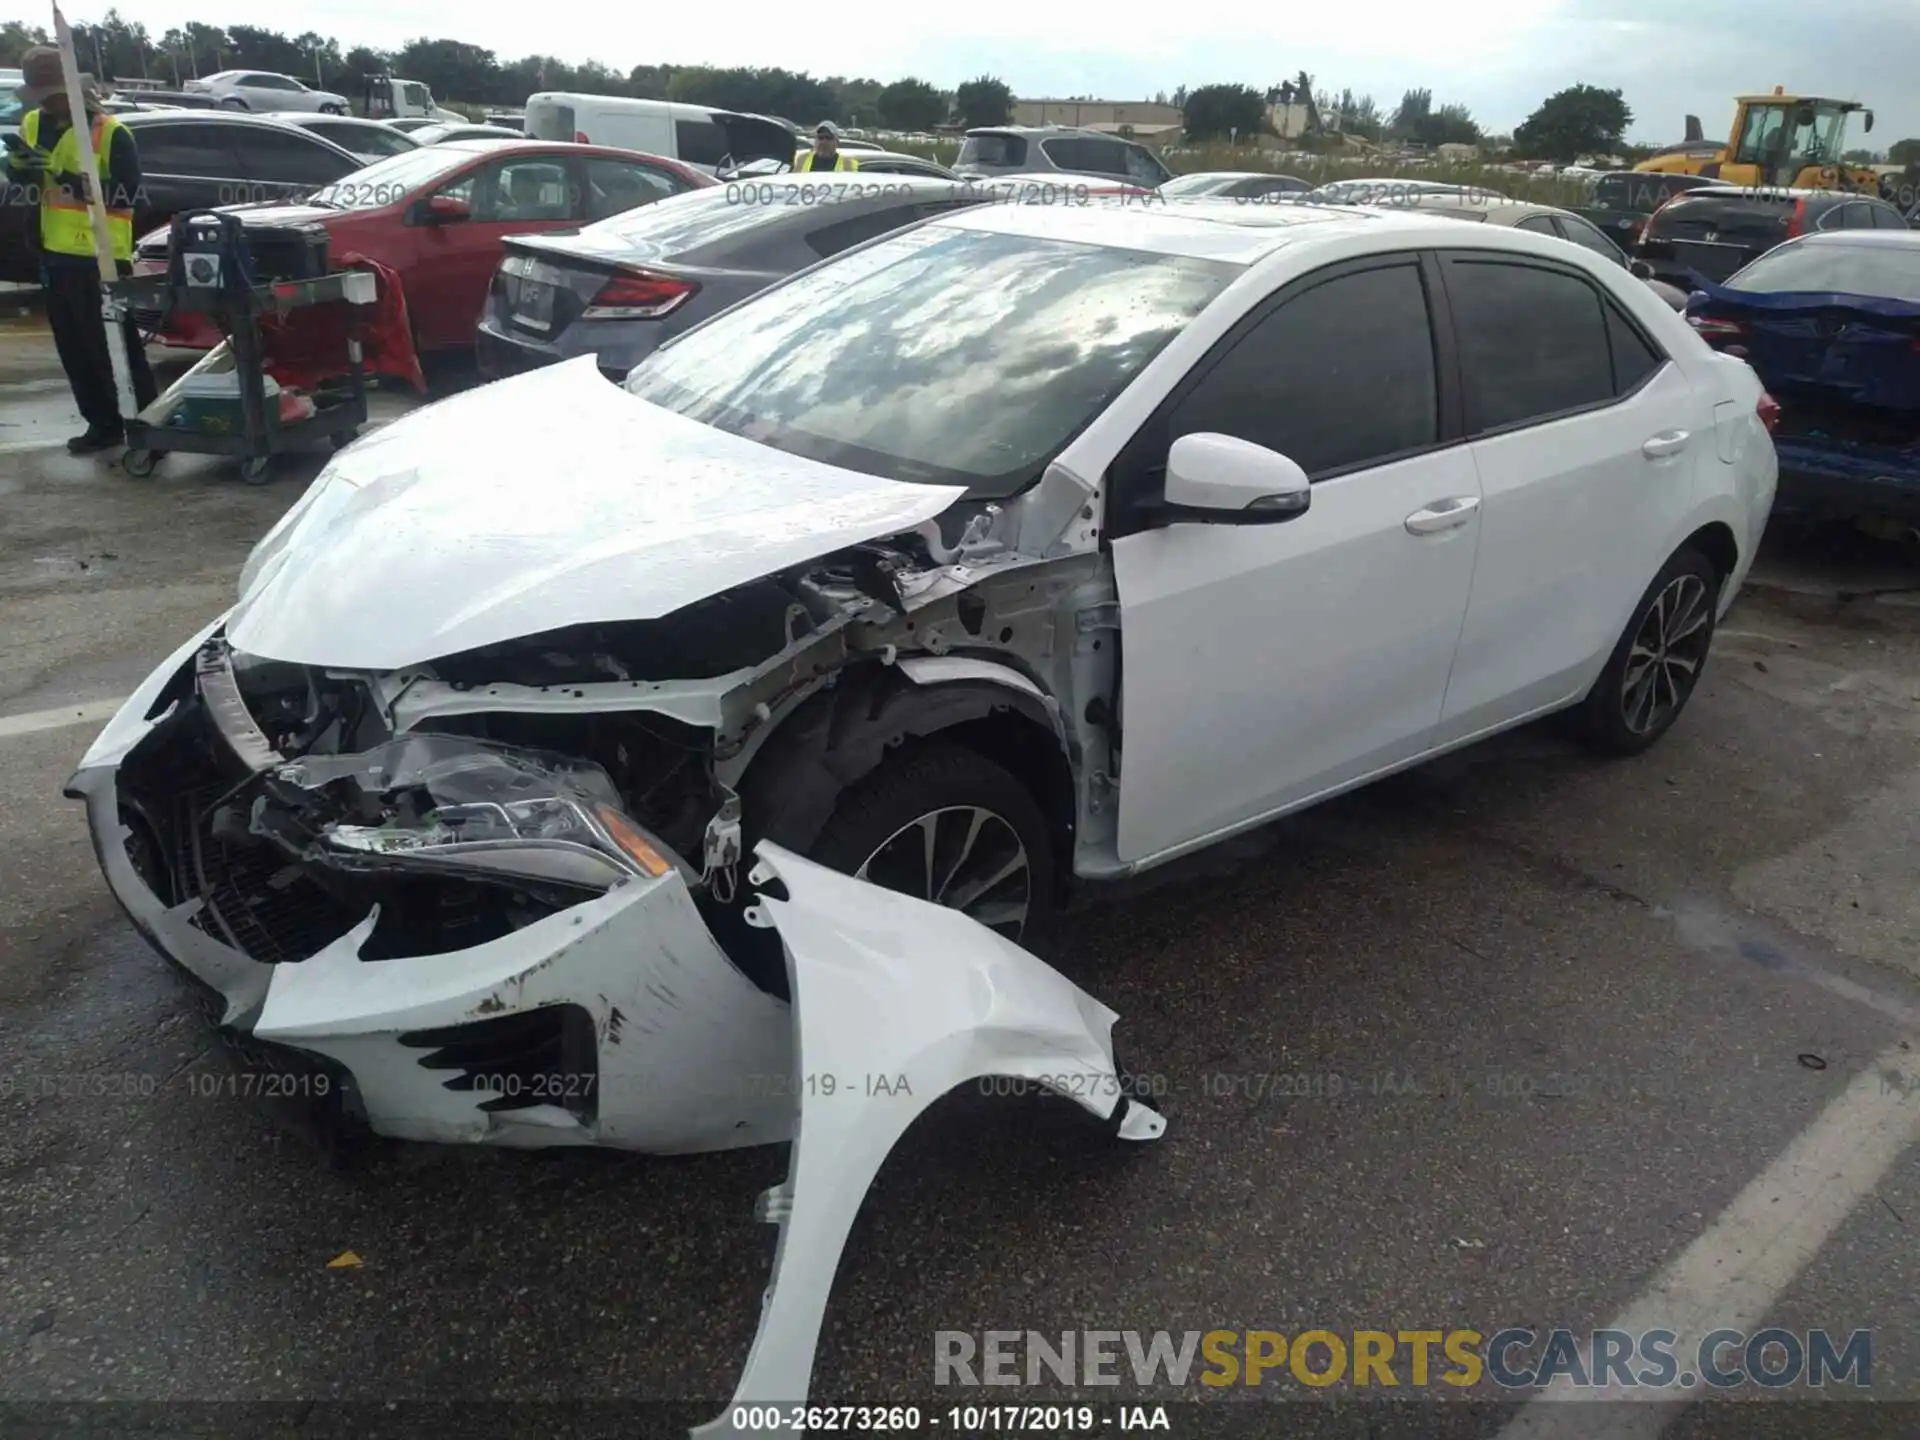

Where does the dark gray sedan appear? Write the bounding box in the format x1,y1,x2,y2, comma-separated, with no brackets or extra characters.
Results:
477,174,994,382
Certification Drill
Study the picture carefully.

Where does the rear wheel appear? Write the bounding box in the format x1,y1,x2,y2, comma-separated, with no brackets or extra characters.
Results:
807,742,1059,954
1569,548,1720,756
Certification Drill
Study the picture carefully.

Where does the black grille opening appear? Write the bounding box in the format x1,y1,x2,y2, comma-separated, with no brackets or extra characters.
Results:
176,784,362,965
398,1004,600,1123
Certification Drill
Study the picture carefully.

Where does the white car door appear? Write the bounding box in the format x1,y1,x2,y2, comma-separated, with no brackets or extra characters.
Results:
1429,250,1709,741
1108,254,1484,867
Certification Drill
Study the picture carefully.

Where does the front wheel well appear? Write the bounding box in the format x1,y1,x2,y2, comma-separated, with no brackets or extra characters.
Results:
735,667,1077,887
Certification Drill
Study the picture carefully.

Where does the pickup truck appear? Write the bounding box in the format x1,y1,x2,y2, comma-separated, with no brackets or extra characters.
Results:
1685,229,1920,527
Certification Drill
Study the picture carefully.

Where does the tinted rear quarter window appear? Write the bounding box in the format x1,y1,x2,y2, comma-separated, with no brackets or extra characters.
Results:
1445,259,1615,431
1604,305,1664,393
1170,262,1438,477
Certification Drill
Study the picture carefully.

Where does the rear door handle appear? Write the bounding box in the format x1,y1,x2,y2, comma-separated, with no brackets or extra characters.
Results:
1642,430,1690,460
1404,496,1481,535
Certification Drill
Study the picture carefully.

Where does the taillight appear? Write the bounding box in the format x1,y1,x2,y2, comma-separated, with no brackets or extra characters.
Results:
1784,198,1807,238
582,270,699,320
1688,315,1747,342
1756,391,1781,433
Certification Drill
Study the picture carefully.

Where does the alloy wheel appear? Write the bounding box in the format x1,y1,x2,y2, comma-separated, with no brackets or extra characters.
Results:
854,805,1032,940
1620,573,1712,735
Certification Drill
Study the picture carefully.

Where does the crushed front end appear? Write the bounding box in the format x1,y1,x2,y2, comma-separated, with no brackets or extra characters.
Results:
65,624,798,1154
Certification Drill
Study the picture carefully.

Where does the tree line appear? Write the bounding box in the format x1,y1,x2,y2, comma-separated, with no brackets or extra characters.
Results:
9,16,1915,165
0,13,1012,130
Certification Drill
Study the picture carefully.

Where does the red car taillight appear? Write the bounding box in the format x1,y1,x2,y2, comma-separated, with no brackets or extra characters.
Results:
1756,391,1781,433
582,270,699,320
1783,198,1808,238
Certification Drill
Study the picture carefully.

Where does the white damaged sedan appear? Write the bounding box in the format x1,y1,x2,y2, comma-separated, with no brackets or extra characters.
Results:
68,195,1773,1427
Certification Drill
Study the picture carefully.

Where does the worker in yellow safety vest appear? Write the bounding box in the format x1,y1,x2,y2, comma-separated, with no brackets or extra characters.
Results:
6,45,156,453
793,121,860,173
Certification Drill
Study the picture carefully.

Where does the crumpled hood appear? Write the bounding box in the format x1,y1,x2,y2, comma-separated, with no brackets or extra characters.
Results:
227,357,964,671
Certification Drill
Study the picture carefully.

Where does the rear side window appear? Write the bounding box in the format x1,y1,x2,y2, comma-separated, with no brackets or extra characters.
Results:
1444,258,1615,432
1872,204,1912,230
675,118,728,167
131,123,243,179
1168,261,1439,478
231,128,358,186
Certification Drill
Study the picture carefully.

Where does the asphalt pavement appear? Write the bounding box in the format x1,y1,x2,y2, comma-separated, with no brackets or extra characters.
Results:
3,328,1920,1438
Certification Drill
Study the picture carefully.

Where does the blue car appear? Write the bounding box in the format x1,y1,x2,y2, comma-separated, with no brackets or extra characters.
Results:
1685,230,1920,524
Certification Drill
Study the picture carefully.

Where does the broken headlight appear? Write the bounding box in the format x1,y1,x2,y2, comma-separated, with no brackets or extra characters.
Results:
251,734,680,893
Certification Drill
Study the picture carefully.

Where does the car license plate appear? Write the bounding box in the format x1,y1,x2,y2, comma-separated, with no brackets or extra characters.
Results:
513,279,555,333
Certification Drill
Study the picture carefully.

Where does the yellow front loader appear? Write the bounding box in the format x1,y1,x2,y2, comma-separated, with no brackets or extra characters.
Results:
1636,88,1879,191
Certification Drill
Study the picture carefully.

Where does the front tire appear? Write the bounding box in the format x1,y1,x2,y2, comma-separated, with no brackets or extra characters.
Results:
1569,547,1720,756
807,742,1059,954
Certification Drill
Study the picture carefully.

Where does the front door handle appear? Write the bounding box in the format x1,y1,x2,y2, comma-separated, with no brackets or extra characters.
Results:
1642,430,1690,460
1405,496,1481,535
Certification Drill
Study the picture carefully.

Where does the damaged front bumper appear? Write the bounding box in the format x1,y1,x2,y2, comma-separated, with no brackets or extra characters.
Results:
68,623,1165,1430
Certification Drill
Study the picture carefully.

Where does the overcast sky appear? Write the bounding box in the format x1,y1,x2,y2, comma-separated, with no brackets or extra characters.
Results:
112,0,1920,145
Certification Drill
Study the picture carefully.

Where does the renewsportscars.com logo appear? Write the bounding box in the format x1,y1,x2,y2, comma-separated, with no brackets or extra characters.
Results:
933,1328,1872,1391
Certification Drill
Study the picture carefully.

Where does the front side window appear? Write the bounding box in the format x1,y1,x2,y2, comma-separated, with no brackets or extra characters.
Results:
230,130,357,187
1445,258,1616,432
472,159,572,221
1167,262,1439,478
625,225,1238,494
1732,104,1787,166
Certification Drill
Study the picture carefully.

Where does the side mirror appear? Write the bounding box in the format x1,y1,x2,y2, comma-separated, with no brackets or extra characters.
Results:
421,193,471,223
1629,258,1655,280
1156,433,1311,524
1864,111,1875,134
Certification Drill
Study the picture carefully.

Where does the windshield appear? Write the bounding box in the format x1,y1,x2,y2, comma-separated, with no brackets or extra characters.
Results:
624,224,1238,495
308,147,471,208
1729,241,1920,303
1159,173,1241,197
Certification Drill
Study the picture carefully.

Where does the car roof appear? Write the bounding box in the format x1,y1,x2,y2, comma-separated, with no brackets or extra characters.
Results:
1789,230,1920,249
1366,193,1569,223
964,124,1137,139
1678,185,1865,204
1171,171,1302,182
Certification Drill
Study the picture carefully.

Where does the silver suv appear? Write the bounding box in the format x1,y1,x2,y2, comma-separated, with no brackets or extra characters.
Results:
955,125,1172,187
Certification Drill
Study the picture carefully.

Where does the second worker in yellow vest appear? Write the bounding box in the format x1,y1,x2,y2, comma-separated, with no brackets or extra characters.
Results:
793,121,860,173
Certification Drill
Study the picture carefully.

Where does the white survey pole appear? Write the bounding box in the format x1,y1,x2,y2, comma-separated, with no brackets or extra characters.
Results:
52,2,138,421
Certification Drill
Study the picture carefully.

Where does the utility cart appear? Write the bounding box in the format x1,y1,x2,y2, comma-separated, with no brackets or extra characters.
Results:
104,267,379,484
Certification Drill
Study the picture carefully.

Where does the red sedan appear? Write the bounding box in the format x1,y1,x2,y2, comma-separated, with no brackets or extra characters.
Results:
135,139,714,353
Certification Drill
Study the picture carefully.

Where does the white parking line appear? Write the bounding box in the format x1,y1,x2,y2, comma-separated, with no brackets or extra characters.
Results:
0,698,124,740
1494,1035,1920,1439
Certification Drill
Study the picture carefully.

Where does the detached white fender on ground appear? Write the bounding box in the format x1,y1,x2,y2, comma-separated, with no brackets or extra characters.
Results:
693,843,1167,1439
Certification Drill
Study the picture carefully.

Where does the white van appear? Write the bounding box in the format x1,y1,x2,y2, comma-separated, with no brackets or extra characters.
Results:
523,93,797,174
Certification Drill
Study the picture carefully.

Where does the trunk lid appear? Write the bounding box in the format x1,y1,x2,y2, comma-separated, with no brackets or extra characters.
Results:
1644,193,1799,284
486,235,770,344
1688,280,1920,413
